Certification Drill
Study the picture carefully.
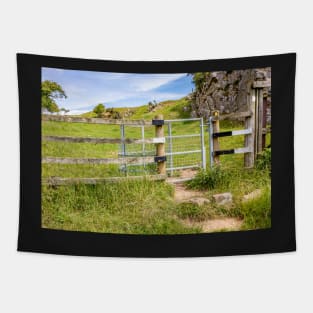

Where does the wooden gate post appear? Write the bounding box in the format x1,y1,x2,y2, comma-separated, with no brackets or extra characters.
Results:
262,97,268,150
253,78,271,153
154,114,166,175
254,87,264,155
244,88,256,168
212,110,220,165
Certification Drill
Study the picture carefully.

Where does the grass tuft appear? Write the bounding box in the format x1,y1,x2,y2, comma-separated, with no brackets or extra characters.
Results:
239,187,271,230
186,166,231,190
175,203,212,221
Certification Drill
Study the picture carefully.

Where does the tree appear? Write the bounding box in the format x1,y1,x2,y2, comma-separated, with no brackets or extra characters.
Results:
60,108,70,114
190,72,210,91
93,103,105,117
41,80,67,113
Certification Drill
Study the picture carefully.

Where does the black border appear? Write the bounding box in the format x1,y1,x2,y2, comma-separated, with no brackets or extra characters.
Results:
17,53,296,257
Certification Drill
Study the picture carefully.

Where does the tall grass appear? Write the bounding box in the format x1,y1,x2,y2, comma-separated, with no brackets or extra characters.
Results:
42,179,200,234
186,166,270,196
239,187,271,230
187,166,231,190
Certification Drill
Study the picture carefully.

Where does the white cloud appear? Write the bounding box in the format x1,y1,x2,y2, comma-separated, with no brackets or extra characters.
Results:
128,74,186,92
66,109,89,115
44,68,191,111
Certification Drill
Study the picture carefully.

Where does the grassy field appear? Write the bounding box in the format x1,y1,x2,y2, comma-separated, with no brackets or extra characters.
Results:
42,97,271,234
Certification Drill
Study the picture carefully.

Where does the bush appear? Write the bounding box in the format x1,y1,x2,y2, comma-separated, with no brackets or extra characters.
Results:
187,166,230,190
93,103,105,117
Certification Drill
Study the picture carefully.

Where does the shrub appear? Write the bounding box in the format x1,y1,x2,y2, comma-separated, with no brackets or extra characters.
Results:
93,103,105,117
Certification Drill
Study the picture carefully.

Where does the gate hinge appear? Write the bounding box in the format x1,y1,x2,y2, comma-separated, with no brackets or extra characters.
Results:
154,156,167,163
152,119,164,126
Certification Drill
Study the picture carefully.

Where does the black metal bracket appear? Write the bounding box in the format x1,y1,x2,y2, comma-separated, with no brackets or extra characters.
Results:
154,156,167,163
214,149,235,156
152,119,164,126
213,131,232,138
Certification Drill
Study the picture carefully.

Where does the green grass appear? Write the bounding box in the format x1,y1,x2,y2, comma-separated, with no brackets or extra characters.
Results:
175,202,213,221
130,98,191,120
187,166,231,190
42,97,271,234
79,98,190,120
187,166,270,195
181,166,271,230
42,179,200,234
239,186,271,230
173,182,271,231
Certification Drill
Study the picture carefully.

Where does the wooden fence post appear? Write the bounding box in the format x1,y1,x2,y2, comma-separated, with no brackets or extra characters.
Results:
212,110,220,165
244,88,256,168
252,78,271,154
262,97,268,150
154,114,166,175
167,121,174,176
256,87,264,154
120,124,126,172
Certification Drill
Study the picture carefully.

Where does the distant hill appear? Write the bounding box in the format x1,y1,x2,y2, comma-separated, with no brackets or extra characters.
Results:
79,97,191,120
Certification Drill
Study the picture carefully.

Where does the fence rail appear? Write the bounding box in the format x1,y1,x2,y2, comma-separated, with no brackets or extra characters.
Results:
42,156,155,165
43,135,164,144
42,174,166,186
208,78,271,168
42,114,167,185
42,114,152,125
211,111,252,121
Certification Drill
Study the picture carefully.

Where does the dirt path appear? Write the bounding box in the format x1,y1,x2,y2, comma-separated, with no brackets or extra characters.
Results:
167,173,243,232
174,184,207,202
183,217,242,233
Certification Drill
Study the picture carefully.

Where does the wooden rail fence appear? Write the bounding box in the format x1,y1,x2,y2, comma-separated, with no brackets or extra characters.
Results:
42,115,167,185
209,78,271,168
42,175,166,186
42,114,153,125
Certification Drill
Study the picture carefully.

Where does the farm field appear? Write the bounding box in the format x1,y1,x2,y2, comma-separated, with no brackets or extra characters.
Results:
42,98,271,234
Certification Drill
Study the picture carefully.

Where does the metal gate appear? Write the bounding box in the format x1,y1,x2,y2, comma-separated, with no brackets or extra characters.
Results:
165,118,206,175
119,117,206,176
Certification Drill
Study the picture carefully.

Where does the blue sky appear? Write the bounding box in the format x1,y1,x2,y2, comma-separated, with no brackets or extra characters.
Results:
42,67,194,114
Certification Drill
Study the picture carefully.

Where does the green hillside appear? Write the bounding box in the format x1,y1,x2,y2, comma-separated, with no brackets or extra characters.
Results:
129,98,190,120
80,97,191,120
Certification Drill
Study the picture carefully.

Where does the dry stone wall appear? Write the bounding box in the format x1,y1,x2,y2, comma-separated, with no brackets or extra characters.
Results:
190,68,271,120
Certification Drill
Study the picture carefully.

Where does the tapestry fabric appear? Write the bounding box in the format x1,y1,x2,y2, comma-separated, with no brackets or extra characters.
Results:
17,53,296,257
